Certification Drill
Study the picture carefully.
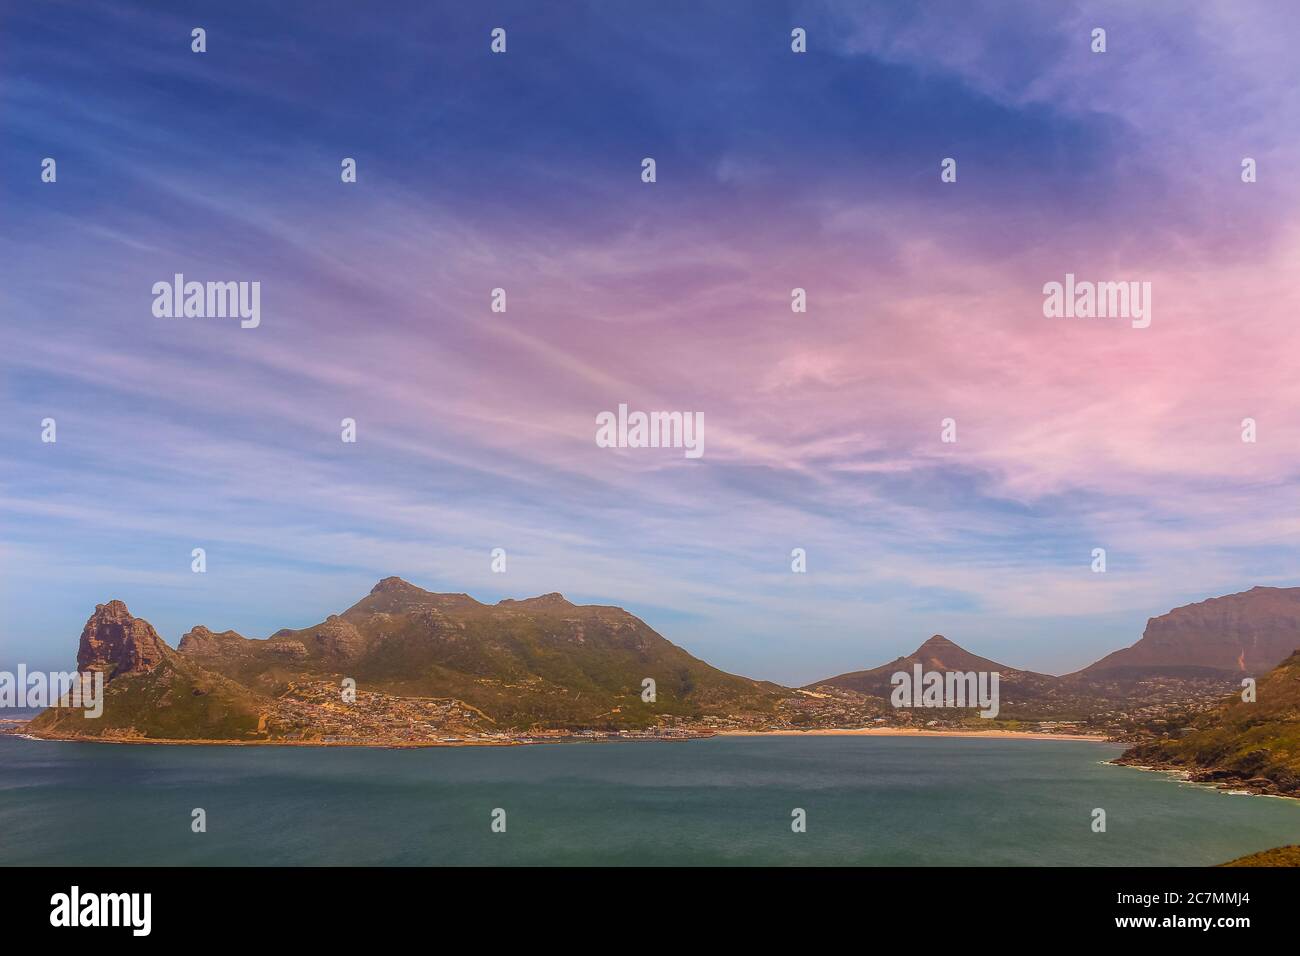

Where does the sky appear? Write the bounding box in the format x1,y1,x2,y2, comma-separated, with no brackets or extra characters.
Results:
3,1,1299,684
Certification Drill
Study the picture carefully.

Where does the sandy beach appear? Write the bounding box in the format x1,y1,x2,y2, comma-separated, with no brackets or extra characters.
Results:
717,727,1112,742
9,727,1112,746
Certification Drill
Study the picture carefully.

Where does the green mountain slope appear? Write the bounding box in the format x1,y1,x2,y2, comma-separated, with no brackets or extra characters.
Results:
1117,650,1300,796
26,600,267,741
178,577,784,730
26,655,268,740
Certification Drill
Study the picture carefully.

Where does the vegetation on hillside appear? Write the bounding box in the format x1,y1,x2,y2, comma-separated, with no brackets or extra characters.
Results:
1118,651,1300,796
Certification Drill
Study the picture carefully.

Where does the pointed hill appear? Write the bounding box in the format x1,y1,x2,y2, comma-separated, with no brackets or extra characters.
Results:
807,634,1060,701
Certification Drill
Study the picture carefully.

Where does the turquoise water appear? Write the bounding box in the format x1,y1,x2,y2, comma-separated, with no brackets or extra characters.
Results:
1,734,1297,865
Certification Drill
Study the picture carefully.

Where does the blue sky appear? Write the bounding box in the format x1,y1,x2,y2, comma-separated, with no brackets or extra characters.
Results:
4,1,1300,683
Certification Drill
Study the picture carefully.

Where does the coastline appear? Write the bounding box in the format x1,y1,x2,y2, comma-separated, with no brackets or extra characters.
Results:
1110,757,1300,802
7,726,1114,747
7,732,522,748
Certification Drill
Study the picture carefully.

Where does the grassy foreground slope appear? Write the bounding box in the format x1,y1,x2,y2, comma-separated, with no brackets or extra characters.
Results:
1220,845,1300,867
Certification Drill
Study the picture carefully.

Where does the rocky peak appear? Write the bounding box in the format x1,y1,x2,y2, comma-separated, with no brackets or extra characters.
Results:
344,578,483,617
499,592,572,608
371,576,419,594
307,617,367,660
917,634,953,649
77,600,170,680
177,625,247,656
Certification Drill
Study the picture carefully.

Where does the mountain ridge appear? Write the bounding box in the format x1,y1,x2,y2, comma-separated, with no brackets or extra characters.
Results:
1075,586,1300,678
21,578,1300,744
32,579,786,739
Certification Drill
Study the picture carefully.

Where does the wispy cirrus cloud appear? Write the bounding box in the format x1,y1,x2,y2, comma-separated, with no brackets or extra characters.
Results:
3,1,1299,684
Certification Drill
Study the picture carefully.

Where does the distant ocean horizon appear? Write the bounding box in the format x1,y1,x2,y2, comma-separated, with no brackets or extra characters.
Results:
2,734,1296,866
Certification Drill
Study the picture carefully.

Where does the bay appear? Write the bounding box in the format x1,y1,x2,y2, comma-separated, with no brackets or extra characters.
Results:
1,734,1296,866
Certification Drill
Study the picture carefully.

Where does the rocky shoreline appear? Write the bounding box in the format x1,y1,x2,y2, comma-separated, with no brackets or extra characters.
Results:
1111,754,1300,800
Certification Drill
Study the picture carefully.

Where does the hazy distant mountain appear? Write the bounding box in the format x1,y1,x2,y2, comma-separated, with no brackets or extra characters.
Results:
1077,586,1300,680
809,588,1300,716
807,634,1061,701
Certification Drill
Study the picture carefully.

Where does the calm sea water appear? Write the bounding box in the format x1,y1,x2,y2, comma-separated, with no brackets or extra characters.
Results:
1,734,1297,865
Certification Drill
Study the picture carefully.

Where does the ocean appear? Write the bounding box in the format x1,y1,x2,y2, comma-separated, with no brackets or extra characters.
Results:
1,734,1296,865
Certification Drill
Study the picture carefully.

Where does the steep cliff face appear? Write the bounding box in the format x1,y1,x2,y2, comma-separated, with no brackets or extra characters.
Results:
1081,587,1300,677
77,600,169,679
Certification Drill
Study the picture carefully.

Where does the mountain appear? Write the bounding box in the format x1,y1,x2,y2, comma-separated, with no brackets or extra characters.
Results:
30,579,785,740
27,582,1300,742
1116,649,1300,797
807,635,1061,703
1078,586,1300,679
179,576,784,728
26,601,268,741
